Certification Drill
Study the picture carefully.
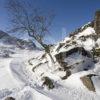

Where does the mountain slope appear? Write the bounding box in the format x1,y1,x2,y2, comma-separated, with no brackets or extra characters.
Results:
1,22,100,100
24,22,100,96
0,30,36,49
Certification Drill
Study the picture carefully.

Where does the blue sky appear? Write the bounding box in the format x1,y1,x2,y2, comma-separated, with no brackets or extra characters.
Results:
0,0,100,43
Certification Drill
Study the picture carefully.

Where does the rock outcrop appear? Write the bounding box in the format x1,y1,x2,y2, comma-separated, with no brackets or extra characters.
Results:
80,74,97,92
94,10,100,36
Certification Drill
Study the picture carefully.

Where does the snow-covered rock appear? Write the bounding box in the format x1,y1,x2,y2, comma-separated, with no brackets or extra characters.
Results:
1,22,100,100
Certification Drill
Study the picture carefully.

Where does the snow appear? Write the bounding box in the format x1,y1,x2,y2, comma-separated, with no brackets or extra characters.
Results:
62,71,90,89
75,27,95,38
62,37,71,43
52,27,96,55
8,86,52,100
77,38,95,51
0,48,99,100
96,38,100,47
0,48,98,100
0,49,54,100
0,26,100,100
0,58,24,90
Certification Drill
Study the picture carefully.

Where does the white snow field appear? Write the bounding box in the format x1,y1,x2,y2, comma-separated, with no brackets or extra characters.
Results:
0,49,53,100
0,24,100,100
0,48,99,100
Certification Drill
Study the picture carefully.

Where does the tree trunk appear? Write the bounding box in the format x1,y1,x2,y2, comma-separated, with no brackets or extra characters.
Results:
28,32,55,64
47,52,55,63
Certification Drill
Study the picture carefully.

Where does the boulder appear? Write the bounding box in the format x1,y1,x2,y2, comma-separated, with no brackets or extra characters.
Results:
5,97,15,100
80,74,96,92
42,77,55,89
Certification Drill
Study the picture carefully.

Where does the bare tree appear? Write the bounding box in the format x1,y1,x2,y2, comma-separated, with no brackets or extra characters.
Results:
7,0,55,63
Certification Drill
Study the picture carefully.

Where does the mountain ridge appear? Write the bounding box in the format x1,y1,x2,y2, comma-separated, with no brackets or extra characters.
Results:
0,30,36,49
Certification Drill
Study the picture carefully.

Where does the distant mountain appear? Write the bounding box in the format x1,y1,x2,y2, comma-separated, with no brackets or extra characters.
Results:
0,30,36,49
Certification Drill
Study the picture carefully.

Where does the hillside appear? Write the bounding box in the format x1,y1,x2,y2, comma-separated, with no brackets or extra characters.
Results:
0,30,36,49
0,21,100,100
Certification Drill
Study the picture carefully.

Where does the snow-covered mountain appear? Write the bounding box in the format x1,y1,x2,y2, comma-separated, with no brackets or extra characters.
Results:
50,22,100,93
52,22,96,73
0,30,36,49
24,22,100,100
1,21,100,100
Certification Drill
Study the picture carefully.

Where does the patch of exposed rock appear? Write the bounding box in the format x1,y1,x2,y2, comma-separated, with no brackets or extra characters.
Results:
5,97,15,100
80,74,97,92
